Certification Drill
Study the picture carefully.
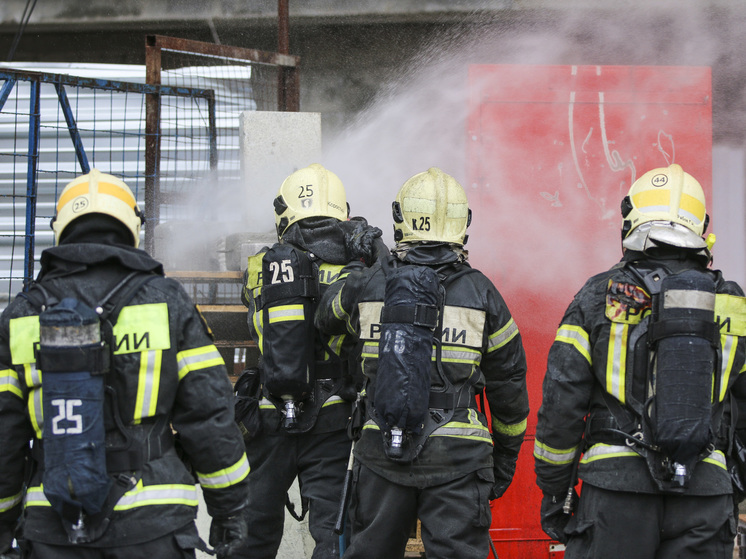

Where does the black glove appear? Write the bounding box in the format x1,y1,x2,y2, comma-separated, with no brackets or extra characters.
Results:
490,479,511,500
490,448,518,500
343,218,383,266
209,511,248,559
540,491,578,544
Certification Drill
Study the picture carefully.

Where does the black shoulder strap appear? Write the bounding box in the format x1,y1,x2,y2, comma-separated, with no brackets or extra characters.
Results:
97,271,157,323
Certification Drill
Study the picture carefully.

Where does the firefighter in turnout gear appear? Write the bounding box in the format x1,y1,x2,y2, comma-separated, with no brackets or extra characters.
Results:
534,163,746,558
315,168,529,559
238,164,382,558
0,170,250,559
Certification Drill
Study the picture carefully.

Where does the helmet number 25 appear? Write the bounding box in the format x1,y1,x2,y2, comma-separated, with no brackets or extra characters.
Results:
269,259,295,284
50,398,83,435
412,216,431,231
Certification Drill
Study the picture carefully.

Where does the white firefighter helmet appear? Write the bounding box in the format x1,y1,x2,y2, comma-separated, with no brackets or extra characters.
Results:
392,167,471,246
621,163,709,252
274,163,349,239
52,169,144,247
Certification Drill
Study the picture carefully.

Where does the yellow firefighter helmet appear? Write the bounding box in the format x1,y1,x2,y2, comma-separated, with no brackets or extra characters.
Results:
52,169,144,247
392,167,471,246
621,163,709,251
274,164,349,239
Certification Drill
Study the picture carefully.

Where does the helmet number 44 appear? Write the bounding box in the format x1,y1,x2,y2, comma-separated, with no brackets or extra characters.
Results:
269,259,295,284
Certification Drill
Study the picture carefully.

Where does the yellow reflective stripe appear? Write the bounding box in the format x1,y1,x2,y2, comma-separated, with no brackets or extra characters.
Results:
327,334,345,357
113,303,170,355
430,410,492,442
487,318,518,353
25,364,42,438
492,416,527,437
177,345,224,380
24,486,51,507
702,449,727,470
331,289,347,321
134,350,162,424
361,341,379,359
0,491,22,512
555,325,591,364
534,439,579,465
606,323,628,403
321,395,346,408
9,315,39,365
580,443,639,464
197,454,250,489
114,483,199,510
258,397,275,410
439,345,481,365
0,369,22,399
267,304,304,324
719,334,737,402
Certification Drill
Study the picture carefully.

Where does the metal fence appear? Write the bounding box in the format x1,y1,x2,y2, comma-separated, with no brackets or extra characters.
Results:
0,35,300,307
0,67,216,304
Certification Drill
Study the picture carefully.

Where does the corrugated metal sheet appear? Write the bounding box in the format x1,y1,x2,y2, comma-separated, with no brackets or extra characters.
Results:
0,62,255,304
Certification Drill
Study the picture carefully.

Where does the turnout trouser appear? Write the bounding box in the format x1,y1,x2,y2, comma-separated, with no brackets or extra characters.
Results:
234,428,351,559
343,462,494,559
564,483,736,559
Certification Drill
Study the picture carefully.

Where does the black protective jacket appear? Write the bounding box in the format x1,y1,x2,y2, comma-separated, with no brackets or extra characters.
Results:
0,243,249,546
315,246,529,493
535,250,746,498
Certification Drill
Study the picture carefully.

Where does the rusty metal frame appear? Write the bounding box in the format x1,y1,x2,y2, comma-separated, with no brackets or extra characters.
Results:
144,34,300,254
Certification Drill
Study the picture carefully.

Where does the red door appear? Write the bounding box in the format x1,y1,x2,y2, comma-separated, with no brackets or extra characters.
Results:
467,64,712,558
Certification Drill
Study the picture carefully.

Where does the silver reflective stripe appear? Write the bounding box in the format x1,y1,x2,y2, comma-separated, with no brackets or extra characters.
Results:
555,325,591,364
114,484,199,510
719,334,737,402
581,443,639,464
703,450,727,470
487,318,518,353
24,487,51,507
534,440,579,465
321,395,345,408
440,346,480,365
331,290,348,322
197,455,250,489
135,349,160,422
607,322,628,402
0,369,22,399
0,491,22,512
663,289,716,311
361,341,379,358
431,410,491,442
267,305,304,323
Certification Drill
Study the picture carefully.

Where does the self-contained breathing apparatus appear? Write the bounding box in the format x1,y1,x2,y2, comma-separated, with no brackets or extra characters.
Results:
24,271,161,543
596,264,721,493
259,244,320,431
372,259,477,463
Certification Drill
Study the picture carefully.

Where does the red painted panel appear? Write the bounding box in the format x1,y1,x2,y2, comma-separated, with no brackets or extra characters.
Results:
467,64,712,558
